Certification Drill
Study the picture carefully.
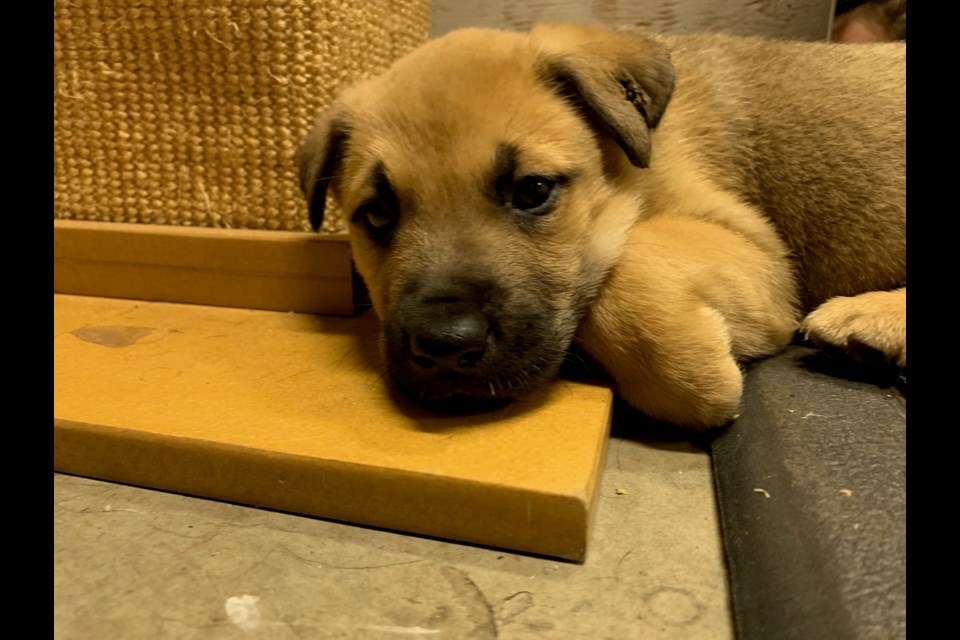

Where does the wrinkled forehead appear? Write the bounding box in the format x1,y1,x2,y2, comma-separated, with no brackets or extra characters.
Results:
337,31,593,199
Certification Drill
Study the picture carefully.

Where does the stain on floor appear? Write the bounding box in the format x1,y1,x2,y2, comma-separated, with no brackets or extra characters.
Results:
71,325,156,348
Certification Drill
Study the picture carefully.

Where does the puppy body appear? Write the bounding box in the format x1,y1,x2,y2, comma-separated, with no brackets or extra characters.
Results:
629,31,906,309
567,28,905,425
299,24,905,428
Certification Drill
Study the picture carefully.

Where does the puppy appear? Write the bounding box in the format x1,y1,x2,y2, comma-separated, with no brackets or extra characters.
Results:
298,23,906,429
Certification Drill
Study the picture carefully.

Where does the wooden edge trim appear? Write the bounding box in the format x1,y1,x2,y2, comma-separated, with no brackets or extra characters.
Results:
54,220,366,316
54,418,588,561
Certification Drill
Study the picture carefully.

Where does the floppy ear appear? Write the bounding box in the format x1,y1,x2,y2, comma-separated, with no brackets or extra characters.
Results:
297,111,351,232
531,23,675,168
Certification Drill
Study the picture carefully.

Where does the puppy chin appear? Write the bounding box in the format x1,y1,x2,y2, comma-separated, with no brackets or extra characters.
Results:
388,370,538,414
382,327,566,413
394,381,515,414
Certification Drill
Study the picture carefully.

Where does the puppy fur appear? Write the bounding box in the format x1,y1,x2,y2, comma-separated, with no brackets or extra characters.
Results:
298,23,906,429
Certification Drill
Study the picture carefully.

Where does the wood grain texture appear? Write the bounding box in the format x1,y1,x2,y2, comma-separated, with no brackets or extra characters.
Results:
432,0,834,41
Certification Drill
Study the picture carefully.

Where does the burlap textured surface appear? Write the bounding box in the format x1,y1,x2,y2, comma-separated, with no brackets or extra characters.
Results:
54,1,430,233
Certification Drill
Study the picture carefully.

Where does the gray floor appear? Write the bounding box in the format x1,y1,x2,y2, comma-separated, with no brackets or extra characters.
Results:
54,429,732,639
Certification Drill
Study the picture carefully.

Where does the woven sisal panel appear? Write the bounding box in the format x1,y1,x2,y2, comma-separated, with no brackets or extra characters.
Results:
54,1,430,233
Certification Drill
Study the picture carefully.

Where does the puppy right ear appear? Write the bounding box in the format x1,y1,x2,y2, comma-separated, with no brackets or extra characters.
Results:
532,23,675,169
297,112,351,232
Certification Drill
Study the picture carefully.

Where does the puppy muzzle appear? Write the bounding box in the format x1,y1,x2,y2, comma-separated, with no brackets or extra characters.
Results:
404,303,490,373
390,298,498,403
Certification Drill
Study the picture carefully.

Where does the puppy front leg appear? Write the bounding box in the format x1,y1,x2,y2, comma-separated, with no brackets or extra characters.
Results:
576,216,798,429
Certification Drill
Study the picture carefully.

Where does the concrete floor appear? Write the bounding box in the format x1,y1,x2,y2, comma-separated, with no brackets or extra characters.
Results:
54,424,732,639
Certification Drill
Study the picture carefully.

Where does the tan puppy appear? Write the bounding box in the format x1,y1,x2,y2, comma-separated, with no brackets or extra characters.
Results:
298,23,906,429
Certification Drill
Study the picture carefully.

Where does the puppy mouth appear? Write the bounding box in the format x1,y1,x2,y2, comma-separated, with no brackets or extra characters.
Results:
388,365,550,413
402,389,515,415
384,321,565,412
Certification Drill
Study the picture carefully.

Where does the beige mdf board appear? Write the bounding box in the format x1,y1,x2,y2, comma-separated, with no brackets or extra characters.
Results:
54,294,614,561
54,219,363,317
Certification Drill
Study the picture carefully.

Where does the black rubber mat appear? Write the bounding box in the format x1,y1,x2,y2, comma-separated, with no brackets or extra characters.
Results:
712,345,906,639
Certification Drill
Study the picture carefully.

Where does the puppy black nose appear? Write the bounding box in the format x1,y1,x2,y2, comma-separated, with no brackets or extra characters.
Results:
405,306,489,371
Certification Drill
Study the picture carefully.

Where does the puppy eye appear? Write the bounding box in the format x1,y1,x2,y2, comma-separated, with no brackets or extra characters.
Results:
365,207,392,229
352,202,396,238
512,176,558,214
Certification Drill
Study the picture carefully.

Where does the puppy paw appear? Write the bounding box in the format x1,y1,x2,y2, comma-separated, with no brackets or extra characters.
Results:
801,288,906,368
612,313,745,431
618,357,743,431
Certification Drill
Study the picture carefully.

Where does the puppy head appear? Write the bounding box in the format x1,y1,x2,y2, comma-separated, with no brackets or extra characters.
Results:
298,23,674,408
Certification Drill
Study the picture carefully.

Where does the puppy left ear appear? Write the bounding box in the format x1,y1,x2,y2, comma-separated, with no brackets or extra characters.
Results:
297,109,351,232
532,23,675,168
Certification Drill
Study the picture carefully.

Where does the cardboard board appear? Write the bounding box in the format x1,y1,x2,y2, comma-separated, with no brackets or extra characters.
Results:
54,294,613,561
